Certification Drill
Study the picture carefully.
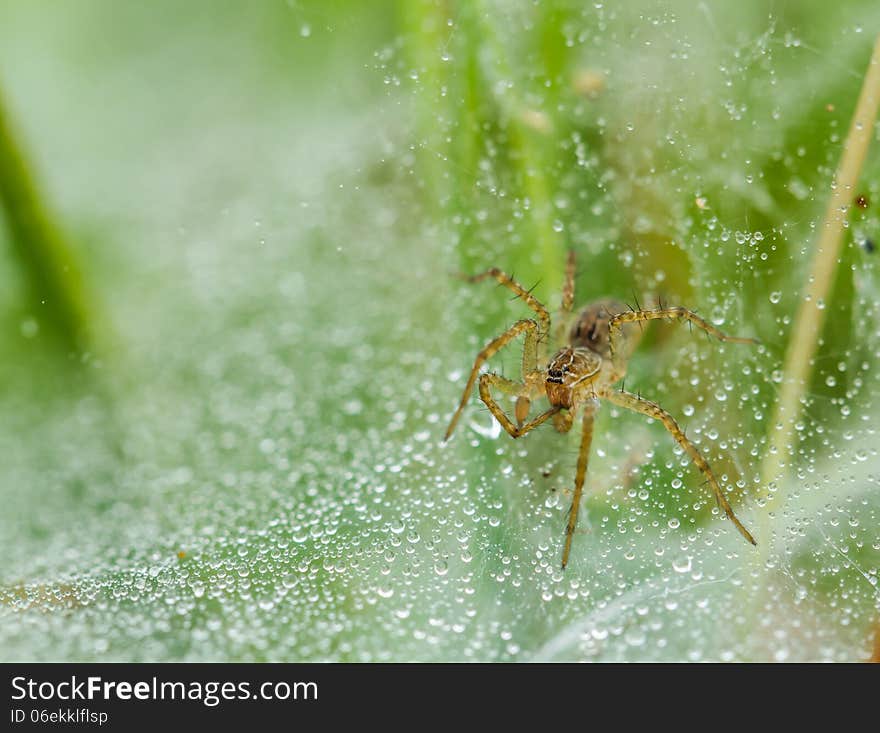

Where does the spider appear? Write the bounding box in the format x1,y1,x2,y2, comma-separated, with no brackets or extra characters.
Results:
443,250,758,569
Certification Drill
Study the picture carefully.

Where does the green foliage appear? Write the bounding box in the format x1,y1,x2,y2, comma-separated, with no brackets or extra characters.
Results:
1,0,878,661
0,91,95,353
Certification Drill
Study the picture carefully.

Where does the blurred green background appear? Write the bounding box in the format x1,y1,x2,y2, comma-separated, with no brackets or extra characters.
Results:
1,0,878,661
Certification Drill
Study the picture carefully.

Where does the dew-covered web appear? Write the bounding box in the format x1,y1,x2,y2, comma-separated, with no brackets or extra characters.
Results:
0,1,878,661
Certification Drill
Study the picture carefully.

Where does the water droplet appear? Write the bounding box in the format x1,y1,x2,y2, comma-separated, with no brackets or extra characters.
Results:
20,318,39,338
672,555,692,573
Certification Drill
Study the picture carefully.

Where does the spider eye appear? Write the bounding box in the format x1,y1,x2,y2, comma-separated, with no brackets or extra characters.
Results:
547,368,564,383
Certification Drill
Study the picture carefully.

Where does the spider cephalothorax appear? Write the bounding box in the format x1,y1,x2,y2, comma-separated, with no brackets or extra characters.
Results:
444,250,758,569
544,347,601,409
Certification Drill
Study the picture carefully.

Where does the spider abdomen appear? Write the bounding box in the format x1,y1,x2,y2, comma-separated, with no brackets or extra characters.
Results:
570,298,641,362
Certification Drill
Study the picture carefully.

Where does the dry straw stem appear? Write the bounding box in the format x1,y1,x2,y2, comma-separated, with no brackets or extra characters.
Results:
758,34,880,525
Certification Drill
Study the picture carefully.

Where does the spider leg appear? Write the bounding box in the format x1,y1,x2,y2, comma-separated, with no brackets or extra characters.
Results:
456,268,551,345
444,318,539,441
562,398,599,569
608,306,758,365
605,389,757,546
472,372,534,428
555,249,577,345
553,408,575,434
479,373,559,438
561,249,576,313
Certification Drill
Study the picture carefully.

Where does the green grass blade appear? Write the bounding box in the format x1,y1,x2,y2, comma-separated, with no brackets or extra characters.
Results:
0,88,95,355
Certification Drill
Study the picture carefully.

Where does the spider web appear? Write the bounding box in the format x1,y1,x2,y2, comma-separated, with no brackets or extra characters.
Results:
0,0,878,662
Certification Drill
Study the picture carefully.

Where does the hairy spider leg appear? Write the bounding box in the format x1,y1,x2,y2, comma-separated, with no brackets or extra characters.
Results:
561,398,599,569
479,373,560,438
605,389,756,546
459,268,552,357
474,372,543,432
553,407,575,434
555,249,577,346
608,306,758,365
561,250,577,313
444,318,540,441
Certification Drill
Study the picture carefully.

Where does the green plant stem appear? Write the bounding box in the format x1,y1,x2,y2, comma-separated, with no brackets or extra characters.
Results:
398,0,450,211
756,34,880,542
474,2,564,294
0,87,93,354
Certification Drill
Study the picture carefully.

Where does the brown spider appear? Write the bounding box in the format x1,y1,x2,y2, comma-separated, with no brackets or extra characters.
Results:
444,250,758,569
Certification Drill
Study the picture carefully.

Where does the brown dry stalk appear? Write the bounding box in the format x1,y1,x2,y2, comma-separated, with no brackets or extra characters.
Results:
758,35,880,523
